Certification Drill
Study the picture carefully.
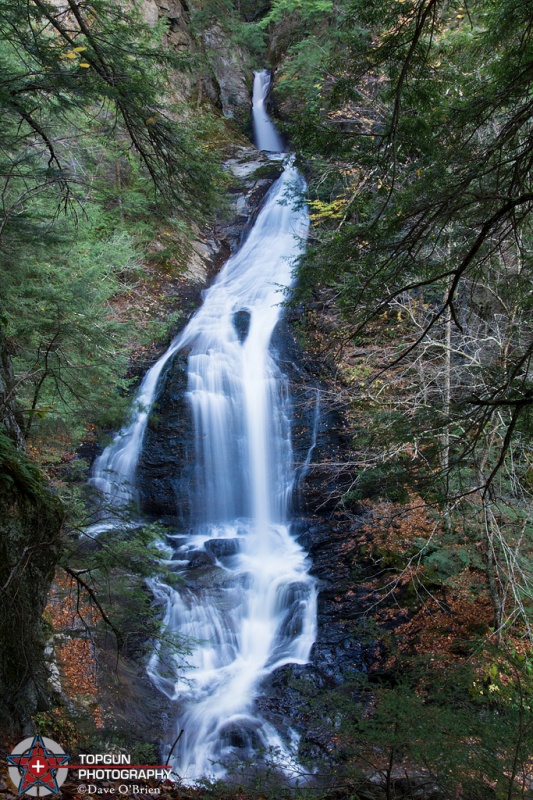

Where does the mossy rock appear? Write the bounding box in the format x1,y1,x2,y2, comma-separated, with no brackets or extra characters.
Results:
0,424,64,733
250,161,285,180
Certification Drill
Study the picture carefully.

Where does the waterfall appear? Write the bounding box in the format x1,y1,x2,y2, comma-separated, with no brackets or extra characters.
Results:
91,69,316,781
90,341,182,510
252,70,285,153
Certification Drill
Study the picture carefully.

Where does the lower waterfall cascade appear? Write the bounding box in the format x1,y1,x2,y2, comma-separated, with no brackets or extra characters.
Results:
90,69,317,781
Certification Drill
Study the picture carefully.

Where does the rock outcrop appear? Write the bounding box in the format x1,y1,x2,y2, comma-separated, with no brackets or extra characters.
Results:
0,329,63,734
143,0,251,126
201,23,250,123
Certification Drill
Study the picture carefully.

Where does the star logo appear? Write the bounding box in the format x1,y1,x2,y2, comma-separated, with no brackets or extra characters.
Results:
7,735,69,796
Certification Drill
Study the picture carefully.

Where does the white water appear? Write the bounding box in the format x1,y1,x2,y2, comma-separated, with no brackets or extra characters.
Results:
252,71,285,153
91,70,316,780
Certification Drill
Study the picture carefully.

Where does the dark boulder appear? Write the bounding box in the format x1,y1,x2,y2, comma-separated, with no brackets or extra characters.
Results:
205,538,243,560
137,348,195,520
232,309,251,342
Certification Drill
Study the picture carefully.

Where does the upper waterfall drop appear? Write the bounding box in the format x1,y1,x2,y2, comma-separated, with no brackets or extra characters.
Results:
252,70,285,153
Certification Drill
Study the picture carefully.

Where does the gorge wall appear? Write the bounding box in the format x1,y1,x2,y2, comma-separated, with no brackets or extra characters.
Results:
0,330,63,733
142,0,251,126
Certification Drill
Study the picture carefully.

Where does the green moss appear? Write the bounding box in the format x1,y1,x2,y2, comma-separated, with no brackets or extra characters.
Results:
0,424,50,500
250,162,284,180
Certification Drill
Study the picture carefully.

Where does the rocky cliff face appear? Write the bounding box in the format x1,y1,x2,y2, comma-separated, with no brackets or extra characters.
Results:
142,0,251,126
201,22,251,124
0,329,63,734
0,331,24,451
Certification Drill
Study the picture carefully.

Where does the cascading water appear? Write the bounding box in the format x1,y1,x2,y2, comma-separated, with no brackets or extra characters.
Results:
91,69,316,780
252,71,285,153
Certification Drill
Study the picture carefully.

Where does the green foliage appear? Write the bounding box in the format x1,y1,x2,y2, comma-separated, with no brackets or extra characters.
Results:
4,220,140,439
261,0,334,26
297,652,533,799
424,541,482,579
290,0,533,419
0,0,228,446
128,741,158,766
343,461,410,504
0,423,49,498
0,0,222,213
276,0,533,632
64,521,186,658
